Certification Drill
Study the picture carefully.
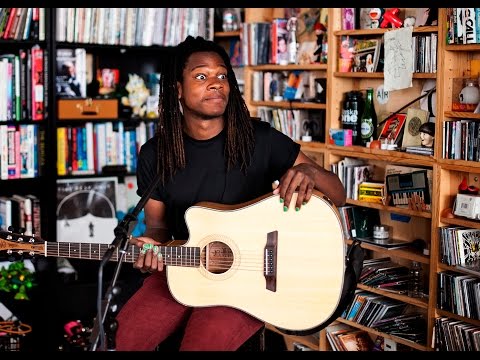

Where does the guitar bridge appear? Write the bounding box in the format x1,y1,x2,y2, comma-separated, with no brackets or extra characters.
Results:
264,231,278,292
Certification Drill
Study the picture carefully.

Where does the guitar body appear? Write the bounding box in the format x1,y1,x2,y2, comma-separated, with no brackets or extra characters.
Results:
167,191,345,333
0,190,346,335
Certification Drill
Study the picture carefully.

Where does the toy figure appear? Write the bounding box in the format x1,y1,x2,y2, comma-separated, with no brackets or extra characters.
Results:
313,22,327,63
368,8,384,29
380,8,403,28
418,122,435,148
122,74,150,118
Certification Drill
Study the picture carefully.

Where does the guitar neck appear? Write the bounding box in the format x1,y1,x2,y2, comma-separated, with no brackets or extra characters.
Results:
44,242,201,267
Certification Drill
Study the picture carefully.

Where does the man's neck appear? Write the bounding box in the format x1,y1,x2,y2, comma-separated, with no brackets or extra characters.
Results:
183,117,224,140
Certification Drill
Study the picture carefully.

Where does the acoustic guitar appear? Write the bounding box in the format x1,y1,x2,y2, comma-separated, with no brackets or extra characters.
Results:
0,190,346,335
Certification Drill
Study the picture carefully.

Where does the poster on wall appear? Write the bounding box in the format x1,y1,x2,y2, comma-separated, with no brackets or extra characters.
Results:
56,177,118,243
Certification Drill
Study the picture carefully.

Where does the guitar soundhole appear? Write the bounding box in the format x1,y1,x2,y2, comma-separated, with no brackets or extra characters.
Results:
201,241,233,274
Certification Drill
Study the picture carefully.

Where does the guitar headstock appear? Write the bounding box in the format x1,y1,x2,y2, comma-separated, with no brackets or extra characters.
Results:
0,228,45,261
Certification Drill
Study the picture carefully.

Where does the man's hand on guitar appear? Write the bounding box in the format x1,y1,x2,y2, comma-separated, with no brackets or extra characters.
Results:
273,163,316,211
129,236,164,273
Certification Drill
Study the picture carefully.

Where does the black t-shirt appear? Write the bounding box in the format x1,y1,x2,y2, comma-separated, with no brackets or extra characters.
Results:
136,120,300,240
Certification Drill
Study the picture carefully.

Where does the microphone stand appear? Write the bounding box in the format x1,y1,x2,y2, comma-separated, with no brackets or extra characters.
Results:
89,172,162,351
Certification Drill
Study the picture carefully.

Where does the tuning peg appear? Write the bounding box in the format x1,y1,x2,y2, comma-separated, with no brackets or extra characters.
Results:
7,226,14,232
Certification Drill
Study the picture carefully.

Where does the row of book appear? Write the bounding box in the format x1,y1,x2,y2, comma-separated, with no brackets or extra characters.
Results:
411,33,438,74
0,124,42,180
442,120,480,161
0,8,45,41
0,46,46,121
446,8,480,45
437,271,480,320
55,8,214,47
0,193,41,236
330,157,377,201
439,226,480,266
57,120,156,176
434,317,480,351
257,106,320,142
338,33,438,74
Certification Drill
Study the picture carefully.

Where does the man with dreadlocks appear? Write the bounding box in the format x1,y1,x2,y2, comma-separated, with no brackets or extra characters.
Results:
114,36,345,351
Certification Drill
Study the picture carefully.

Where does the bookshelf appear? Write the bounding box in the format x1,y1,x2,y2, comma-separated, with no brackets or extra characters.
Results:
318,7,438,351
241,8,480,352
242,8,480,351
0,8,52,241
3,7,480,352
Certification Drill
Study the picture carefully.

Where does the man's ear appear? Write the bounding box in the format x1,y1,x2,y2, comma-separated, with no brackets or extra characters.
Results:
177,81,182,99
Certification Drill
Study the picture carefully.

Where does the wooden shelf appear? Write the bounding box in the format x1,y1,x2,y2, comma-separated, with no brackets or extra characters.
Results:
435,309,480,327
440,216,480,229
265,323,319,351
346,199,432,219
334,26,438,36
445,44,480,52
356,284,429,308
437,159,480,172
250,100,326,110
333,72,437,79
214,30,241,37
328,145,435,167
347,239,430,263
250,64,327,71
444,111,480,119
335,318,432,351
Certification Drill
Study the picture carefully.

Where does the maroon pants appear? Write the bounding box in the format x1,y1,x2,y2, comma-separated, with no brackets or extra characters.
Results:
115,271,263,351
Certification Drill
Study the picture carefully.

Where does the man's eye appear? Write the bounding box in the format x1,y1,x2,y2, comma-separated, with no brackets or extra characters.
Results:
218,74,227,80
195,74,207,80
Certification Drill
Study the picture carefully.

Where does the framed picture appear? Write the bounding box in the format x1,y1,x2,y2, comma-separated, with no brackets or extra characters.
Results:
378,113,407,144
56,176,118,244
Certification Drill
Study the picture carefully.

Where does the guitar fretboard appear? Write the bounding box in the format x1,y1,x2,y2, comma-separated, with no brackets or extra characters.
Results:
44,242,201,267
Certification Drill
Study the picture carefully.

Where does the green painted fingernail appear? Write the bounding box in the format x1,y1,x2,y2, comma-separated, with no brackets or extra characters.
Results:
283,206,288,212
295,207,300,212
280,198,284,203
302,202,307,206
143,243,153,250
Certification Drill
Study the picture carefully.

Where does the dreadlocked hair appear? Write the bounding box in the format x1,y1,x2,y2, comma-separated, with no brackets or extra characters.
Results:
156,35,254,185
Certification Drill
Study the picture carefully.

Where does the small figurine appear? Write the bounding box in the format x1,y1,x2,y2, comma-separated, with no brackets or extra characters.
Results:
313,22,327,63
369,8,384,29
380,8,403,28
122,73,150,118
418,122,435,148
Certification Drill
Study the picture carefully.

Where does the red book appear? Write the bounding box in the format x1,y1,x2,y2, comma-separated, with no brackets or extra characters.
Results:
31,45,44,121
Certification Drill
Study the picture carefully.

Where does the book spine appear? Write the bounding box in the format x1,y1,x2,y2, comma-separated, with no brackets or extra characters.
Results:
31,45,44,121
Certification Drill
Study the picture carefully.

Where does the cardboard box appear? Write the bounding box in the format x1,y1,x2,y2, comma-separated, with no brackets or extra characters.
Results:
57,98,119,120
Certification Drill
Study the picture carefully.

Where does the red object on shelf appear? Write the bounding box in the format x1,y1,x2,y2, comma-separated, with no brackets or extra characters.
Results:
380,8,403,28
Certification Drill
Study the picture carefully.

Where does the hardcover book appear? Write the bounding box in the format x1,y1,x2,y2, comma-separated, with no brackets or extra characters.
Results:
55,48,87,98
